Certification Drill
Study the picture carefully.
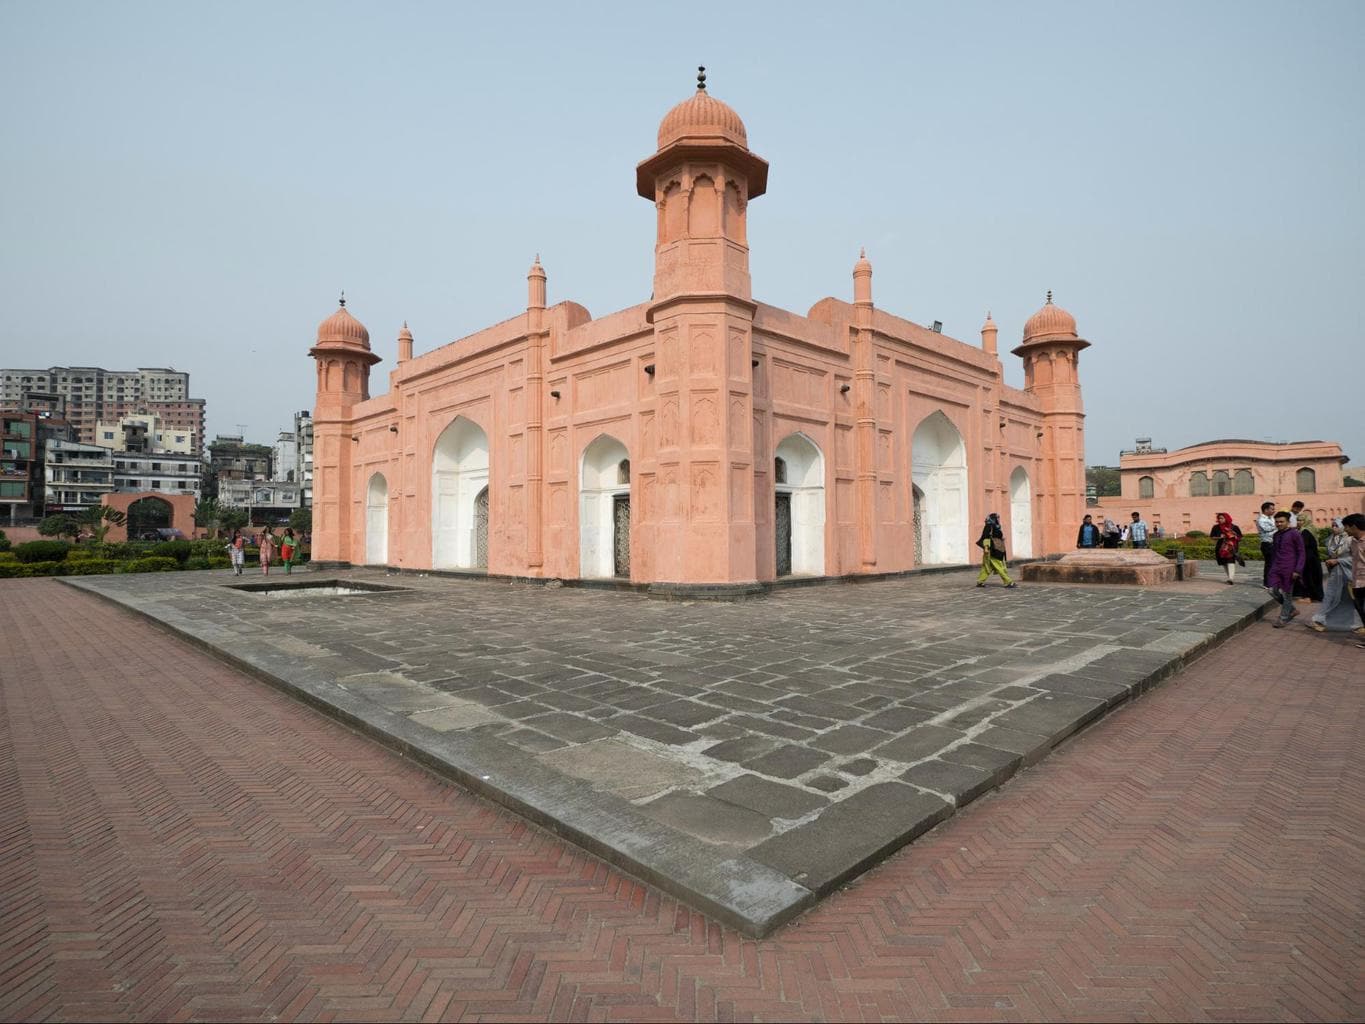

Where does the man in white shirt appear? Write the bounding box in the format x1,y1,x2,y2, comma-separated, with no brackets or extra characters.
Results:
1256,501,1277,586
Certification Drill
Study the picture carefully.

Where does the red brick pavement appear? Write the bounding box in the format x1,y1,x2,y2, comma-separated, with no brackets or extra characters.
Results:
1,578,1361,1022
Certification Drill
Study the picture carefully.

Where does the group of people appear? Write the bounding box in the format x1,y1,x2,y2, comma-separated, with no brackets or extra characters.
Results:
1252,501,1365,640
1077,512,1152,549
226,526,302,577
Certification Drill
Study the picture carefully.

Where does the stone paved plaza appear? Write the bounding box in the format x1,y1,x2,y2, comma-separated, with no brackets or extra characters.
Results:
66,565,1273,934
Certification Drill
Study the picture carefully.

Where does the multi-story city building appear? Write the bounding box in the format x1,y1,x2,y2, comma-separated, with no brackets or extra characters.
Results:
218,478,301,526
111,450,202,500
272,430,299,483
208,435,273,482
0,366,205,455
296,410,314,507
94,412,197,455
43,440,115,512
1,411,41,522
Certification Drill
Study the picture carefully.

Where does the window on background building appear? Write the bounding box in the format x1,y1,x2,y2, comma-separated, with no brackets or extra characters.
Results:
1212,470,1231,496
0,482,24,497
774,457,788,485
1138,475,1154,499
1233,469,1254,494
1189,471,1209,497
1296,467,1316,493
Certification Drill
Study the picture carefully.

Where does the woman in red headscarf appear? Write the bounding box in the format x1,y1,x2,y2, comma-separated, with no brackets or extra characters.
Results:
1211,512,1244,584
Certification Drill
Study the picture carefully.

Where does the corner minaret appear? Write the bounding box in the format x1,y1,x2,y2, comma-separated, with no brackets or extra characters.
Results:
397,322,413,364
1013,292,1089,554
310,294,381,565
635,70,768,585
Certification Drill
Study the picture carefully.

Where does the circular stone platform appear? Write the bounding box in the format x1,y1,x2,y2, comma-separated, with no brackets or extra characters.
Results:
1021,549,1194,586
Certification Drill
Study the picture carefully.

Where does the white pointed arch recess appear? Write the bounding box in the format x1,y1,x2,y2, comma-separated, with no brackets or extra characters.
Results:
432,416,489,570
774,432,826,576
365,471,389,565
911,411,969,565
579,434,630,579
1009,466,1033,560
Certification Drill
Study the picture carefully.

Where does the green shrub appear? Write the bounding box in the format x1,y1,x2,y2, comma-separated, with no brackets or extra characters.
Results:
0,560,67,578
185,556,211,570
152,539,193,563
190,539,222,558
123,556,181,573
14,540,72,563
0,529,9,552
64,559,119,575
1183,530,1207,539
0,551,15,563
207,555,230,569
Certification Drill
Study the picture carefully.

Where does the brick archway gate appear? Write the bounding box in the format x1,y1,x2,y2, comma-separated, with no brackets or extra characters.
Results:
101,491,198,542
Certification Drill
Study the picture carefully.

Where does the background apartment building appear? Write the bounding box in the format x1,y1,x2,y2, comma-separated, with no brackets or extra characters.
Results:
0,366,206,456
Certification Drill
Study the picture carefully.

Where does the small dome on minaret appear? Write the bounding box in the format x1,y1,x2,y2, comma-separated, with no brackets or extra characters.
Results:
527,254,546,279
397,321,413,363
980,311,998,354
853,248,873,304
1021,291,1079,344
315,293,372,350
656,66,749,149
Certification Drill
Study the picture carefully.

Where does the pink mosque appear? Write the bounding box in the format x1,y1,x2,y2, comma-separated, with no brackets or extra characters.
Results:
309,72,1089,590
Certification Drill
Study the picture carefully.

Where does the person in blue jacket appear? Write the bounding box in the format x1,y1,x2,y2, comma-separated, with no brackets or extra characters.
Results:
1076,514,1101,549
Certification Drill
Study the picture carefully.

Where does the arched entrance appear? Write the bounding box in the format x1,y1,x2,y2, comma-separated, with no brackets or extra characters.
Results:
432,417,489,570
774,433,825,576
911,411,969,565
126,496,172,540
1009,466,1033,559
365,472,388,565
580,435,630,578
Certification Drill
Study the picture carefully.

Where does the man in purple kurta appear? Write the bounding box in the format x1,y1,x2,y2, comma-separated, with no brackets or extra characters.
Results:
1268,511,1305,627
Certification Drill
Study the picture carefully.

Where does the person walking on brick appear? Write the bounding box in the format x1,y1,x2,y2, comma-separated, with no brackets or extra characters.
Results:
975,513,1016,588
279,528,298,575
1342,513,1365,643
226,528,245,577
1256,501,1277,587
258,526,276,576
1268,511,1304,628
1309,517,1361,633
1292,510,1324,602
1211,512,1243,584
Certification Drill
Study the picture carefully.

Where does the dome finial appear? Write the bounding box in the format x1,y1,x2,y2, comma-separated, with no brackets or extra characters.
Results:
339,290,346,308
697,65,706,91
859,246,866,259
1045,289,1052,305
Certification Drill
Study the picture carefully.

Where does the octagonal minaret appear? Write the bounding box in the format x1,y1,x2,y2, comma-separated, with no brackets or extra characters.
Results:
1013,292,1089,554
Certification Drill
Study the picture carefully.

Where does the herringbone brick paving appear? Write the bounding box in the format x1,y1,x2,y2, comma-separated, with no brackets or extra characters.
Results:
1,578,1360,1022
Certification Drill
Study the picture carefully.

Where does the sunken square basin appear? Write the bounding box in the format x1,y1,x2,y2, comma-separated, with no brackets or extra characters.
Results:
229,578,410,598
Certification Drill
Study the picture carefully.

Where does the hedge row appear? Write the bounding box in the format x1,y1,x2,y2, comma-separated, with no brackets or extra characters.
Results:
0,554,235,578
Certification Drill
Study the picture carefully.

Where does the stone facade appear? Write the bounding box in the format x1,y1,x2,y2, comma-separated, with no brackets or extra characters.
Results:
310,78,1090,586
1093,438,1364,535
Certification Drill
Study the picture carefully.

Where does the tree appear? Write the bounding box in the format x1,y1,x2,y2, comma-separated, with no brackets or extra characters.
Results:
218,506,249,533
193,497,222,537
1085,465,1121,498
79,505,127,545
289,506,312,534
1345,475,1364,488
38,514,80,540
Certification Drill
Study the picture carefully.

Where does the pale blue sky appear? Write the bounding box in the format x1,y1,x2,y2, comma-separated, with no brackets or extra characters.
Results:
2,1,1361,465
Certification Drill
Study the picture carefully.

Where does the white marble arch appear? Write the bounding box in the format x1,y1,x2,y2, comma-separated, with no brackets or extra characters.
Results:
579,434,630,578
432,416,489,570
365,471,388,565
1009,466,1033,559
911,411,969,565
774,432,826,576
